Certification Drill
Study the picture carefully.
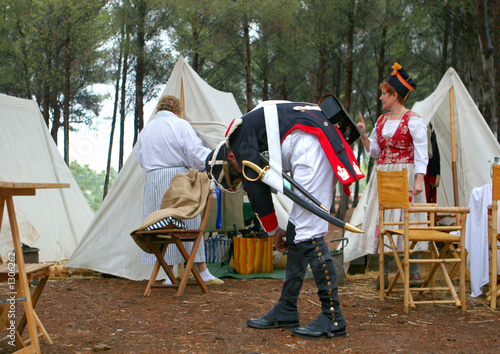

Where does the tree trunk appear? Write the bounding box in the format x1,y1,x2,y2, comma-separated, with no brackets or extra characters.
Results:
336,0,355,222
50,94,60,144
476,0,495,132
494,0,500,140
191,14,201,72
119,29,130,171
376,8,388,126
261,35,270,101
367,0,389,184
315,37,327,102
333,53,341,98
243,17,252,111
104,30,124,199
15,17,31,99
134,0,146,146
451,8,459,70
63,30,71,165
42,54,51,128
441,5,450,76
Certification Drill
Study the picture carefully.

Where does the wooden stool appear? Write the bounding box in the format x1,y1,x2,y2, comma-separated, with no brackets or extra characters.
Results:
134,191,213,296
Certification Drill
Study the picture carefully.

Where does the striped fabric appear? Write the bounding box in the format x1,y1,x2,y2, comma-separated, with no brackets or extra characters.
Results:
233,237,273,274
204,234,232,263
145,217,187,231
141,167,206,266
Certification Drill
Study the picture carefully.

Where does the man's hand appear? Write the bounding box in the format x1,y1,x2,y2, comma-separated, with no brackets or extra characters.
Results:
272,228,288,253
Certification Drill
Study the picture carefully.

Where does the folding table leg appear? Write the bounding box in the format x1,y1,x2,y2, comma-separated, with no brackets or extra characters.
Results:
18,275,49,334
33,310,52,344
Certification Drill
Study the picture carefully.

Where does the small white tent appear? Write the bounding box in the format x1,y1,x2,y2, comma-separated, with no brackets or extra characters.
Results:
344,67,500,263
66,57,244,280
0,93,94,262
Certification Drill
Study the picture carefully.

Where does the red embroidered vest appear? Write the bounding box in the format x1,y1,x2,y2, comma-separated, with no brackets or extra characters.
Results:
376,110,414,164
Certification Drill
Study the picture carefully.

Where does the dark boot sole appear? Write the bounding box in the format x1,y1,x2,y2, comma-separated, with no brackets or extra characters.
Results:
292,329,347,339
247,322,300,329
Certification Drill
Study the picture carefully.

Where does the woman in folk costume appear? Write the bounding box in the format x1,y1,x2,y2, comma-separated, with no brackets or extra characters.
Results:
354,63,428,289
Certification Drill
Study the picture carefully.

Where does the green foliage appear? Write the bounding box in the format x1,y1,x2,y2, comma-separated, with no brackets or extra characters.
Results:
69,160,117,212
0,0,496,162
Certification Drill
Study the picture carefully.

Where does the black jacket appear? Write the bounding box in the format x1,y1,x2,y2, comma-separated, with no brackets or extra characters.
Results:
227,102,364,232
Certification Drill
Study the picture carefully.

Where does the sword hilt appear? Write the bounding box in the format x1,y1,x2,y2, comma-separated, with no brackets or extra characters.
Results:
242,160,269,182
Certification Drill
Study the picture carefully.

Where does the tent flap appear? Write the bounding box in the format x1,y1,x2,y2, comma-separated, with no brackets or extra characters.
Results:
0,94,94,262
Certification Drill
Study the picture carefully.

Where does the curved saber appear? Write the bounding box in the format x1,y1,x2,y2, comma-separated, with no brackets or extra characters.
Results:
242,160,364,234
260,153,329,212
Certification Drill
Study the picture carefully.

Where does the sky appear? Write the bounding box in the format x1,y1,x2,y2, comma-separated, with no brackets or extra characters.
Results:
58,85,161,172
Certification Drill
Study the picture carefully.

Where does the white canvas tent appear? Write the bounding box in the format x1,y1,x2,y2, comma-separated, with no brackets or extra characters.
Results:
0,93,94,262
66,57,246,280
344,67,500,264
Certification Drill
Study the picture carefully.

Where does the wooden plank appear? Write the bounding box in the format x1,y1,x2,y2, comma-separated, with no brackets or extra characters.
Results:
0,182,69,189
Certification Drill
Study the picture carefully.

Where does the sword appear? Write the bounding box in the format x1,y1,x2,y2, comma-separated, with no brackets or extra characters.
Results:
241,160,364,234
260,153,329,212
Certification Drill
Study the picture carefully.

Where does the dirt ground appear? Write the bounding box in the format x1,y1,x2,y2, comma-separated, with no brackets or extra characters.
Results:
1,272,499,353
2,212,500,353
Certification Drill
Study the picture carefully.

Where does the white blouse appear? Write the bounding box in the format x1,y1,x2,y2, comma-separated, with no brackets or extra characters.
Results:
365,116,429,175
135,110,211,172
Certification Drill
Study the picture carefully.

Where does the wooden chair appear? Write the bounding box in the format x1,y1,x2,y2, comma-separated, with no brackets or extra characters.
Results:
377,169,469,313
487,164,500,308
134,190,213,296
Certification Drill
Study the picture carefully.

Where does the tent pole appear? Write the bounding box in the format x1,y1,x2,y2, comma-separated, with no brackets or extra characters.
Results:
449,86,459,206
180,78,185,119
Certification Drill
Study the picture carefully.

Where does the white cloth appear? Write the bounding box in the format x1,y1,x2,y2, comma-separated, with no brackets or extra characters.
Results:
366,116,429,175
281,130,337,243
135,110,211,171
465,184,500,297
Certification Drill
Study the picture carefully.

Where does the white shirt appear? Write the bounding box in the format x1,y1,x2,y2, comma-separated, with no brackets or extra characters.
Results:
365,116,429,175
135,110,211,171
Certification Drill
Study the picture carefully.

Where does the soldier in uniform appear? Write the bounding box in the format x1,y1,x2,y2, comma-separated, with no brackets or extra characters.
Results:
206,98,364,339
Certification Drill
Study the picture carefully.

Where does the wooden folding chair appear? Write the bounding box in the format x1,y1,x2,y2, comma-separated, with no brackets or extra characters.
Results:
487,164,500,308
377,169,470,313
134,190,213,296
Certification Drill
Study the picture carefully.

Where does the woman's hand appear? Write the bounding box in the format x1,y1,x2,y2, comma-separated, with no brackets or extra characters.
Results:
357,114,367,136
413,173,425,195
358,114,371,150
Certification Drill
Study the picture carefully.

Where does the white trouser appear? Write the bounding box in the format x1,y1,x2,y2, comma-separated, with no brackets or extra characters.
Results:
281,130,337,243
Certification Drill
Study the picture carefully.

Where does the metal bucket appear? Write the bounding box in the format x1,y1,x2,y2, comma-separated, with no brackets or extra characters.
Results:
22,244,40,263
329,237,349,284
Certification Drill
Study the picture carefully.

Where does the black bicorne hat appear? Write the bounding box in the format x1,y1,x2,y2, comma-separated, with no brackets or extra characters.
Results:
205,141,242,193
386,62,417,100
318,93,362,145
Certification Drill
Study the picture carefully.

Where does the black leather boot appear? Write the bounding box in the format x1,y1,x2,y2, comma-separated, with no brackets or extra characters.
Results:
247,222,304,329
291,237,347,339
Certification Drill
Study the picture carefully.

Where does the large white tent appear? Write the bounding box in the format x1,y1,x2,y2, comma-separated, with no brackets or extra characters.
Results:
66,57,245,280
0,93,94,262
344,67,500,264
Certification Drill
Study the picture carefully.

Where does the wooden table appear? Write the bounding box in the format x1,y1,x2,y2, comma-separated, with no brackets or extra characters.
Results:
0,182,69,353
